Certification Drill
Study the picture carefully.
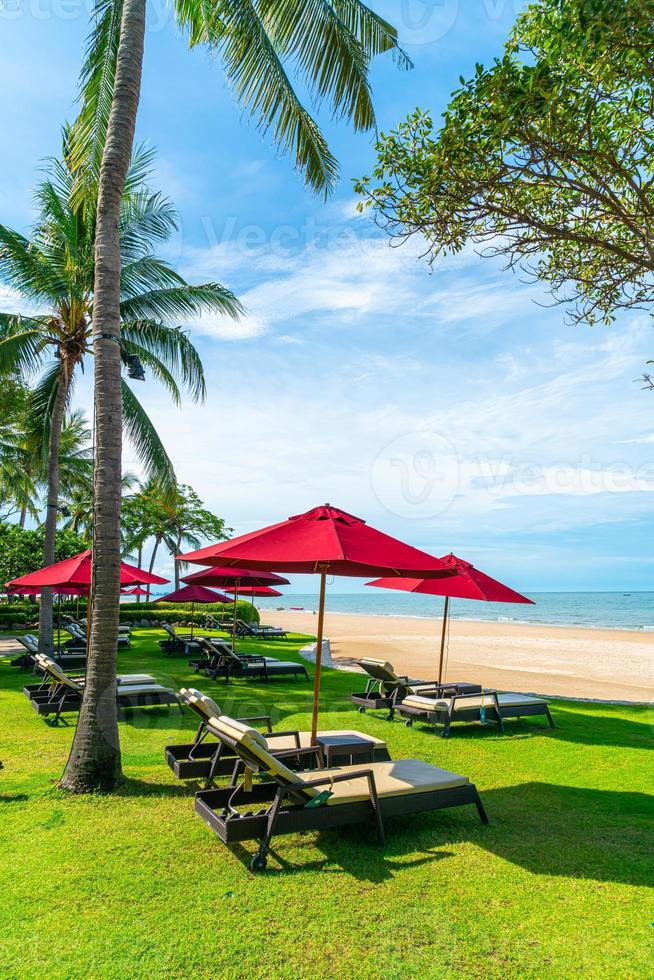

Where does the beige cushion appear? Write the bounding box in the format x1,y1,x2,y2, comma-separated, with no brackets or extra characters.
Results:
35,655,81,691
207,716,318,800
266,729,387,752
117,684,173,696
402,692,547,712
323,759,469,805
357,658,398,681
183,688,223,721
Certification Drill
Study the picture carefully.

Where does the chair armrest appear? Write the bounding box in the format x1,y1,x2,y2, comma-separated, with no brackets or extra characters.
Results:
235,714,272,732
273,745,324,765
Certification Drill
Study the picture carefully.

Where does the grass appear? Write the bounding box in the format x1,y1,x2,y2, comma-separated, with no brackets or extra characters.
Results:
0,628,652,978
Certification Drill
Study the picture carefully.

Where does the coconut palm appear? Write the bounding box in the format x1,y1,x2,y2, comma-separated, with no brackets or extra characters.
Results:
62,0,408,791
0,141,242,660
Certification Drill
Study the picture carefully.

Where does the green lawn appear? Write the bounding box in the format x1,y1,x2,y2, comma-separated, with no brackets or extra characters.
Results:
0,629,652,978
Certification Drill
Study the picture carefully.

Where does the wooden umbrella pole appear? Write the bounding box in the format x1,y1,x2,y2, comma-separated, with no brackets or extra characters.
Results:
190,600,195,640
231,583,238,651
438,595,449,685
310,567,328,745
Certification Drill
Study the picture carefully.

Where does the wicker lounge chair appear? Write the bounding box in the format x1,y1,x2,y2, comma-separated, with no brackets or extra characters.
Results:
350,658,481,719
194,715,488,871
193,638,309,684
396,689,555,737
235,618,287,640
25,654,182,724
10,634,86,672
165,688,389,784
158,622,215,656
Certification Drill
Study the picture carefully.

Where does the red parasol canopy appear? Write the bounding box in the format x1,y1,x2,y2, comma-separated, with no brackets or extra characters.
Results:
367,553,534,604
6,550,169,590
179,504,454,578
121,586,149,597
178,504,453,740
155,584,230,604
224,585,283,597
367,553,533,683
182,567,289,588
7,583,89,596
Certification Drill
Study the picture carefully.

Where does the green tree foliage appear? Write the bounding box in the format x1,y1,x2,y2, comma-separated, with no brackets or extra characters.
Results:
122,481,230,591
0,523,87,586
0,137,242,492
356,0,654,343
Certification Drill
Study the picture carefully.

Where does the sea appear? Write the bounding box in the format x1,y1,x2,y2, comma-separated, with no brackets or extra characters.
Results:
247,591,654,632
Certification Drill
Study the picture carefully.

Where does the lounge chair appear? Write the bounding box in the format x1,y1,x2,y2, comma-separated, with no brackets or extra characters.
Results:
74,616,132,636
23,655,157,700
10,634,86,672
198,638,309,684
64,622,131,649
158,622,214,656
396,689,555,737
25,654,182,724
235,619,287,640
350,658,481,719
165,687,390,784
194,715,488,871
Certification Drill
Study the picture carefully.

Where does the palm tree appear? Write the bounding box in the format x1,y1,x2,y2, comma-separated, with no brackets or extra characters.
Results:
0,141,241,662
62,0,408,792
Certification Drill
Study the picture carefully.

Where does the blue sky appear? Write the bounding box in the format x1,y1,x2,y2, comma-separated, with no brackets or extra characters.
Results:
2,2,654,593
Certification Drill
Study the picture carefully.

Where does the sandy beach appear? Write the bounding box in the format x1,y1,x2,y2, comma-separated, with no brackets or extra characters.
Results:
261,609,654,703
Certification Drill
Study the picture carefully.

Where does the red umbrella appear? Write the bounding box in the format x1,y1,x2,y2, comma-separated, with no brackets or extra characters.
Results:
368,553,534,683
182,567,290,649
6,550,169,590
178,504,453,741
155,583,230,639
121,586,149,596
224,585,284,598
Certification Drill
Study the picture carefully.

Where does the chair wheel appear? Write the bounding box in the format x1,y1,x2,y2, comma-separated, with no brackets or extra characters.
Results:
404,720,412,727
358,706,365,714
250,853,268,872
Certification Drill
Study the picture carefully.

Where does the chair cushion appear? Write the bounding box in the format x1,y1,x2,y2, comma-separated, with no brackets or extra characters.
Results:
322,759,469,805
402,692,547,712
357,658,398,682
266,729,387,752
117,684,174,696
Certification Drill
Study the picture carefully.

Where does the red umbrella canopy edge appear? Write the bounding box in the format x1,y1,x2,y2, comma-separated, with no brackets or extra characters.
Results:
181,567,290,588
178,504,455,579
367,553,534,603
224,585,283,597
155,585,231,604
7,550,169,590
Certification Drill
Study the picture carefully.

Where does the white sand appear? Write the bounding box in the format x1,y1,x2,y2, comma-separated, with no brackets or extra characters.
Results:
261,609,654,703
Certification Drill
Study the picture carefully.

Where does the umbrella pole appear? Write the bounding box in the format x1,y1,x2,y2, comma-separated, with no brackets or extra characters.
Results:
57,593,61,651
310,567,328,745
191,600,195,640
231,584,238,651
438,595,449,685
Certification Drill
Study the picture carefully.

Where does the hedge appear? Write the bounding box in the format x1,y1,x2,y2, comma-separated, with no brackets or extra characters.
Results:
0,599,260,630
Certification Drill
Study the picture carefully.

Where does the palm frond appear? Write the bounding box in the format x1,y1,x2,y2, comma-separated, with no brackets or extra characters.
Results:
176,0,338,194
333,1,411,67
68,0,124,206
0,224,67,304
121,379,177,491
0,320,52,377
121,318,208,401
120,191,179,263
119,255,187,299
120,282,242,323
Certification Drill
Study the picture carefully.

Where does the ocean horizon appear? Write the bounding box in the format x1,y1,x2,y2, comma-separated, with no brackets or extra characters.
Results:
242,590,654,632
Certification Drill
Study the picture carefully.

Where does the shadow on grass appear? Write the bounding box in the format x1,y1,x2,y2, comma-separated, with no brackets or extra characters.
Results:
207,780,654,883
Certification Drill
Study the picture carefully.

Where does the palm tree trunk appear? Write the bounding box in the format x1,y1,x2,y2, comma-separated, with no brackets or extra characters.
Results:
136,543,142,603
174,535,182,590
61,0,146,793
38,370,70,658
146,537,160,600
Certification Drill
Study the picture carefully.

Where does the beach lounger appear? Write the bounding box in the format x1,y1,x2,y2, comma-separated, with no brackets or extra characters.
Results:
165,688,390,784
396,689,554,737
194,715,488,871
64,622,131,649
191,637,309,684
158,622,214,655
23,654,157,701
25,654,182,724
235,618,287,640
10,634,86,672
350,658,481,719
